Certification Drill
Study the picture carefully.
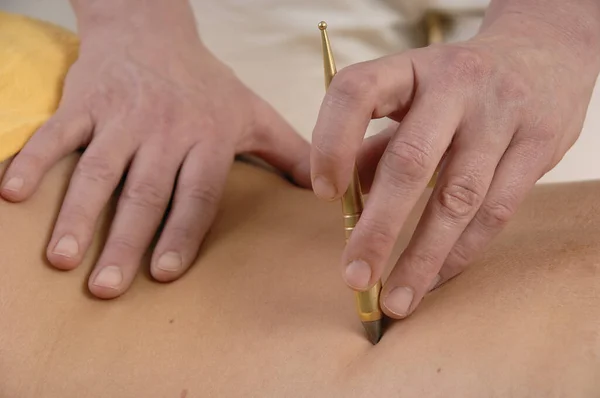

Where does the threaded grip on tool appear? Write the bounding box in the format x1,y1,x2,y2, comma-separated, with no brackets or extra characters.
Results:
343,214,361,239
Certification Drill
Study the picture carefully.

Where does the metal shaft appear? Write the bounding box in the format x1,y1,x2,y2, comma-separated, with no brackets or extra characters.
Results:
319,21,383,345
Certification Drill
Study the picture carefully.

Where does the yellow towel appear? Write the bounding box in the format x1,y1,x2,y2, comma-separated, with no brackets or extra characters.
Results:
0,11,79,162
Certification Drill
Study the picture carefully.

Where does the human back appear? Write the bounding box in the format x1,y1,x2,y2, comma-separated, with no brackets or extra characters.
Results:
1,154,599,397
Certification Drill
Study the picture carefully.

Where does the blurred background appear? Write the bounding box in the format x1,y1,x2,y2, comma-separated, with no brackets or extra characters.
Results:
2,0,598,183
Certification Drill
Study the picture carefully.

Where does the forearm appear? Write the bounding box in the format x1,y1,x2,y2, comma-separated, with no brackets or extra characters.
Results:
69,0,201,44
482,0,600,62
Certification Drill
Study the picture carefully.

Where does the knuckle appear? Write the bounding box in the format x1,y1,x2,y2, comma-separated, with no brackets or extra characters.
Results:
60,203,93,228
122,180,169,212
495,70,532,106
40,115,71,143
164,224,196,246
75,154,120,185
445,47,491,83
505,138,551,170
526,126,559,146
313,137,351,167
355,217,397,260
478,197,516,229
404,250,439,280
437,177,485,221
109,235,143,253
382,137,433,187
153,102,178,131
328,64,376,104
183,182,222,209
446,243,472,269
13,151,45,171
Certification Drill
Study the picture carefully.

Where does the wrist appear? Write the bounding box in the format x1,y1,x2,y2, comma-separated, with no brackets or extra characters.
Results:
481,0,600,64
70,0,201,44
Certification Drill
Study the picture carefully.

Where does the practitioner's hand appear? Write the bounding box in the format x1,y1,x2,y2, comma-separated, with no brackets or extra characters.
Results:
0,1,310,299
311,2,600,318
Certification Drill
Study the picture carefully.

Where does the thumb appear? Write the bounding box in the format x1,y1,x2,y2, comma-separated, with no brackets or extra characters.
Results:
243,98,311,188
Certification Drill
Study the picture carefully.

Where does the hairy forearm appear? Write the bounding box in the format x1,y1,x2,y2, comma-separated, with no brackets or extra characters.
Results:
69,0,201,43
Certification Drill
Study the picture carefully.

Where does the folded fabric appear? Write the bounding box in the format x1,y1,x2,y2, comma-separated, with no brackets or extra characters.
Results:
0,11,78,162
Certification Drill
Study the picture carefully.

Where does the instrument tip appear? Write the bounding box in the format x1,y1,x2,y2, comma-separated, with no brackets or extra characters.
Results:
318,21,328,31
362,319,383,345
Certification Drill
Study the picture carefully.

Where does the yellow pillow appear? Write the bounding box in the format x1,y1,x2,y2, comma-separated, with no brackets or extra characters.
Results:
0,11,79,162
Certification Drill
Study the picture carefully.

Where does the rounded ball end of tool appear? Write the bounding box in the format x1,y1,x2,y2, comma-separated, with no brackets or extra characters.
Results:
318,21,328,30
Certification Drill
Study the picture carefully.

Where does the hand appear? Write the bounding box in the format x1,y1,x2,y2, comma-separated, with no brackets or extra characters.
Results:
0,2,310,299
311,6,600,318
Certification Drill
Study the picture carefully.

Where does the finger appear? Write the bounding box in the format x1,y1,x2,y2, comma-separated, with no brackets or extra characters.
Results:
151,142,233,282
356,123,398,193
0,107,92,201
46,130,133,271
438,135,553,285
380,118,513,319
242,98,311,188
356,122,447,194
342,92,462,291
311,53,417,201
88,143,184,299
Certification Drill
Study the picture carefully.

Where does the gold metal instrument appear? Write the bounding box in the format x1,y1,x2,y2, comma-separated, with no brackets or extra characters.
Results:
318,21,383,345
425,12,445,45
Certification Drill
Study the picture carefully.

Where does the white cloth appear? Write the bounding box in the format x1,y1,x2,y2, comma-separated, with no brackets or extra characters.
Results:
1,0,598,182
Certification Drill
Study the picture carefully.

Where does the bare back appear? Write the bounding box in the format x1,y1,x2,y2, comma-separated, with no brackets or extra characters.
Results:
1,154,599,397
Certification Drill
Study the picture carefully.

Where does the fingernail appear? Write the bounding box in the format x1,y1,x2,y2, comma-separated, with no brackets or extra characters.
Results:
344,260,372,290
93,266,123,290
3,177,23,193
384,287,414,317
313,176,336,200
156,251,182,272
428,274,441,292
52,235,79,258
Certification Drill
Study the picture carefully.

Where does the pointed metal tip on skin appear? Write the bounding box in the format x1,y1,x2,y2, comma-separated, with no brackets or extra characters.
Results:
362,320,382,345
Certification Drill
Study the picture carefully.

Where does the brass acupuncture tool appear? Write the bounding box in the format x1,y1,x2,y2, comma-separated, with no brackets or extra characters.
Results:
318,21,383,345
425,12,445,45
